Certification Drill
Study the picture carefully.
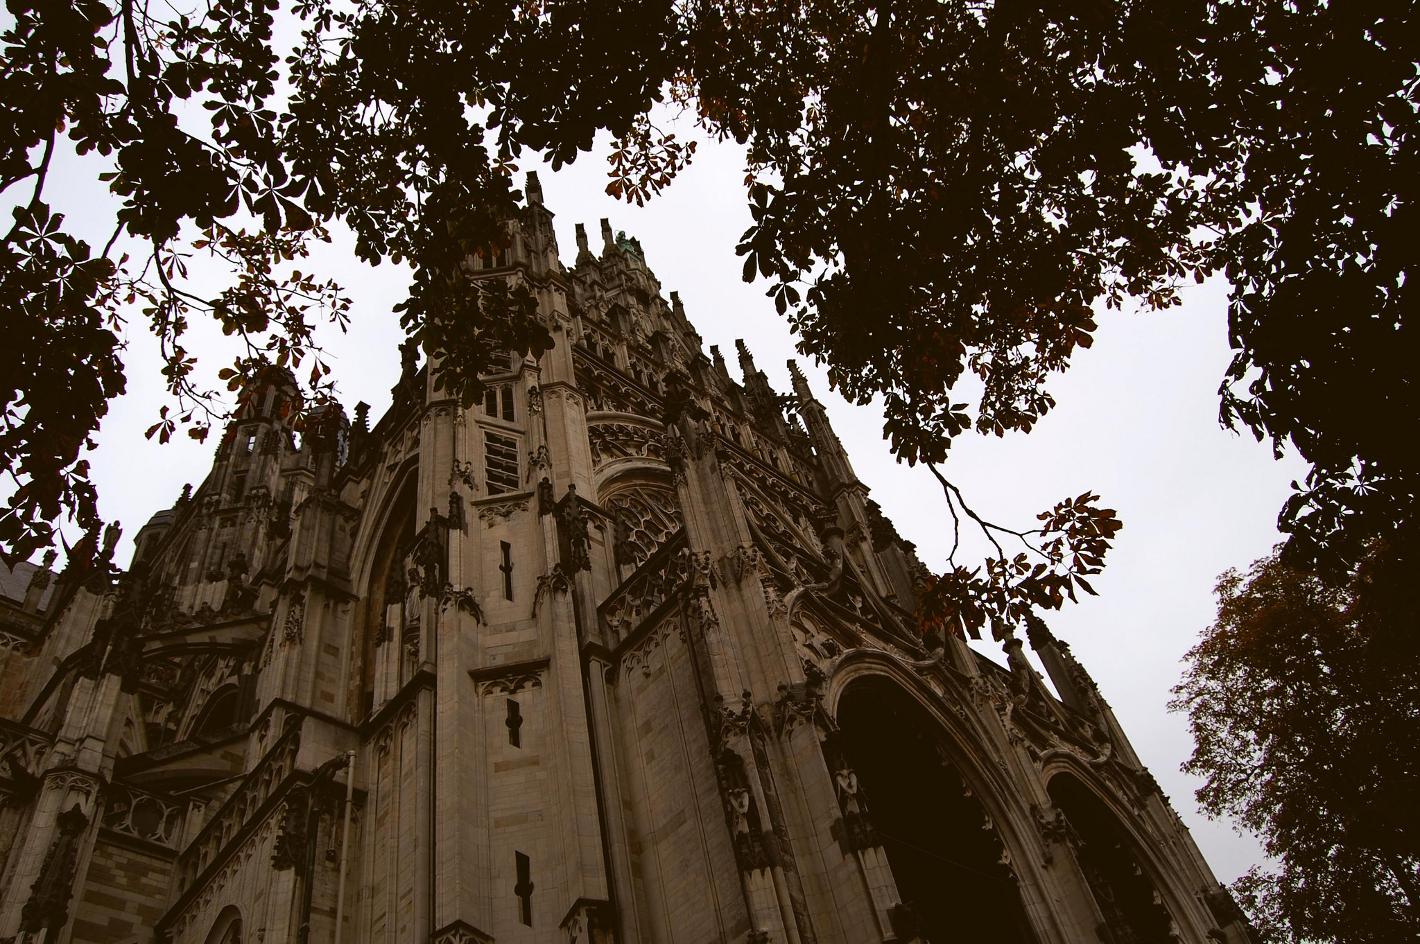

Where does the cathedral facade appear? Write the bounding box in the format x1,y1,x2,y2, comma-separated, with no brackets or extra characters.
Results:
0,176,1252,944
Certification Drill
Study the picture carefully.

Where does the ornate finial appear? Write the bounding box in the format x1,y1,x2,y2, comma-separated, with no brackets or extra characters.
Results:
1024,613,1056,650
734,338,756,375
525,171,543,205
786,359,813,400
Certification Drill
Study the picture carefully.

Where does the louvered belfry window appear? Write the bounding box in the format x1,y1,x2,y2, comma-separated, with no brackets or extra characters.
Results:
485,431,520,494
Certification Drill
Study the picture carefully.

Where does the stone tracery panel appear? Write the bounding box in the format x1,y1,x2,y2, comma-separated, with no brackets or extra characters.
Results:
602,483,682,571
588,420,666,468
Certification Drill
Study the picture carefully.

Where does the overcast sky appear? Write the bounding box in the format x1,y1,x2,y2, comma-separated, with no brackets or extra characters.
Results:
28,121,1307,885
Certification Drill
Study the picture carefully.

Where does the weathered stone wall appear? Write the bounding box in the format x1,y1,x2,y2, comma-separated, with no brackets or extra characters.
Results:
609,616,748,940
361,694,431,942
70,835,172,943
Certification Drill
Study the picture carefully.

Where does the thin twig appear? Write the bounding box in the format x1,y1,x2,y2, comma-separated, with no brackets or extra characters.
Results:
927,462,1050,562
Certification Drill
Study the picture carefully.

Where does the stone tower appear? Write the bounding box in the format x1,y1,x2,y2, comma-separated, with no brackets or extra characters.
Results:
0,176,1253,944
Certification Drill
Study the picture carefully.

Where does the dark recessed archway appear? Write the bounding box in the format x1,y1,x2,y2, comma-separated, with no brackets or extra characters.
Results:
836,677,1039,944
1047,772,1176,944
191,686,240,738
355,475,416,718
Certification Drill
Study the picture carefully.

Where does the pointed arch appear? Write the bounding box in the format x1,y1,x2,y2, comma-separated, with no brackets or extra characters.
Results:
833,672,1042,943
1044,767,1184,943
189,685,241,739
203,905,242,944
347,465,418,719
599,477,682,573
822,651,1074,941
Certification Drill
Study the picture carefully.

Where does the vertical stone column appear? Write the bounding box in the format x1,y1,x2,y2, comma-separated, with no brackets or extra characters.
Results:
581,650,643,942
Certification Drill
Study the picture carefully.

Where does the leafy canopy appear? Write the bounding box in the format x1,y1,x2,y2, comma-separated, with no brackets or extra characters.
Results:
1,1,1413,639
1172,540,1420,943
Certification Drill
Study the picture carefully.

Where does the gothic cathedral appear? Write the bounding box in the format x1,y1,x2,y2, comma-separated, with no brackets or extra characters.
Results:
0,176,1253,944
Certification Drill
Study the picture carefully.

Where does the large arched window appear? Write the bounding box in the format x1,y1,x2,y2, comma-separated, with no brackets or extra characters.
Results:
603,482,681,572
836,677,1039,943
1048,773,1177,943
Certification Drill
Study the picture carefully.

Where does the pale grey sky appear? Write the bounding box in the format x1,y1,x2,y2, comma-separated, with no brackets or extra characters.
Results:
30,122,1305,886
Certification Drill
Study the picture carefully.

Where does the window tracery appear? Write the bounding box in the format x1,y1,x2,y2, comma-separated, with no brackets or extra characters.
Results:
604,484,681,571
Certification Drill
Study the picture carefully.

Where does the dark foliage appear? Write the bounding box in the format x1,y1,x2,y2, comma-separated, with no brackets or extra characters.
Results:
1172,539,1420,942
1,1,1412,644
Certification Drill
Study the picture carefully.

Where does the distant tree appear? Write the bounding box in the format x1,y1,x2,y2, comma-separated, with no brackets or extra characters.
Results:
2,1,1413,641
1172,540,1420,943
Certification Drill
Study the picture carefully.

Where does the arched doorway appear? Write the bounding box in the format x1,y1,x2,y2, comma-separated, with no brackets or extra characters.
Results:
836,677,1039,943
1047,773,1177,943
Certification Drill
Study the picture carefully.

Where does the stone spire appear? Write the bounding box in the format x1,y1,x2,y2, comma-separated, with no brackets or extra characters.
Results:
787,359,856,490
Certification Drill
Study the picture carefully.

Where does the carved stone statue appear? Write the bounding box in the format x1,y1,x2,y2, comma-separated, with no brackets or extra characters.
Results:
559,485,592,572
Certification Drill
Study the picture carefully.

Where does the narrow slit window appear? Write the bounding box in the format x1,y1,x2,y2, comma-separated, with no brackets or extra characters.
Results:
506,698,522,747
484,388,499,417
514,852,533,926
499,541,514,601
500,387,515,422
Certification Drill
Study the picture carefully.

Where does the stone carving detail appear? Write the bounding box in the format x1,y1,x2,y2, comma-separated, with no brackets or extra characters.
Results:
0,629,33,653
662,428,690,483
448,490,466,531
532,565,573,618
731,544,761,583
103,784,187,848
477,672,544,697
558,485,593,572
478,495,530,527
440,586,484,624
178,721,300,890
721,445,823,519
618,619,685,679
1031,802,1071,865
528,443,551,477
738,487,826,582
773,667,825,737
820,732,879,853
450,460,477,491
411,509,448,596
0,720,52,790
604,485,681,570
716,746,776,873
588,419,666,467
563,899,612,943
271,751,351,874
43,770,102,802
711,690,756,750
20,802,89,935
432,920,494,944
221,551,258,613
575,352,661,417
282,590,306,645
600,536,691,642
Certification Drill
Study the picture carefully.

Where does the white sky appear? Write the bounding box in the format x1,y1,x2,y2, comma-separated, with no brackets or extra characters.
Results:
28,123,1306,886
